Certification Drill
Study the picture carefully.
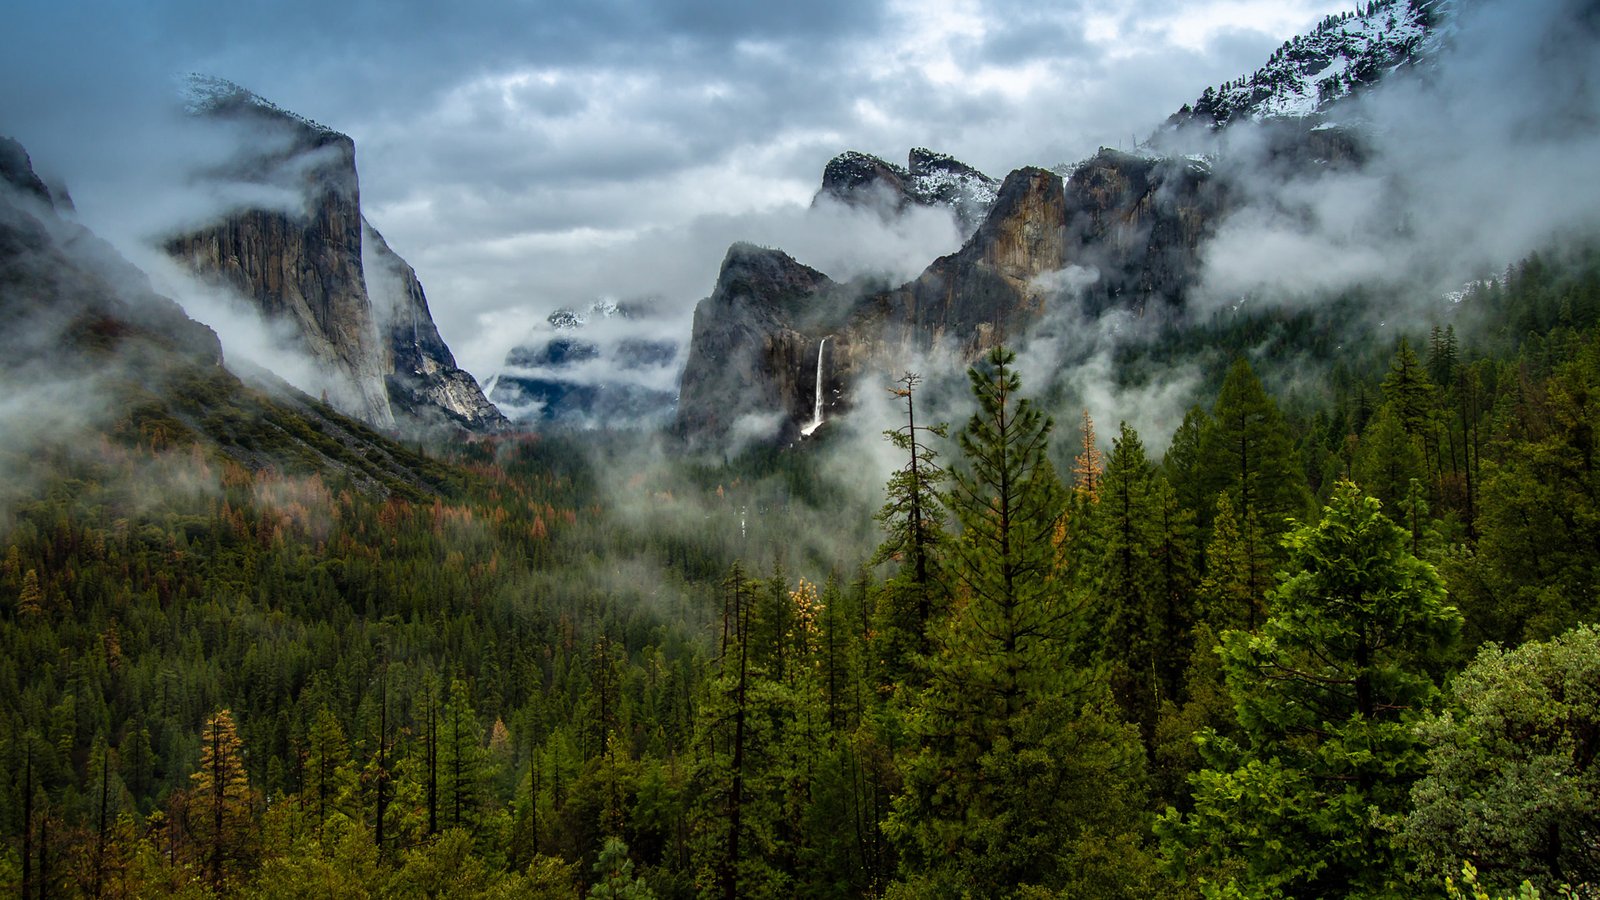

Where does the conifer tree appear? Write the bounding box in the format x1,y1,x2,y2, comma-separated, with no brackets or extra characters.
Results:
439,679,487,834
888,347,1148,893
190,708,254,893
304,707,356,840
18,568,43,619
1160,483,1461,897
1197,493,1269,631
1354,403,1426,509
1164,405,1211,521
590,835,656,899
1073,409,1105,502
1198,357,1307,567
1384,337,1438,437
872,372,950,679
1096,422,1168,737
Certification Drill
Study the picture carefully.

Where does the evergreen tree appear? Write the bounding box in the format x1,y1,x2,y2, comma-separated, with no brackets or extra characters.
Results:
1353,402,1426,510
1073,410,1105,502
887,347,1149,894
1199,358,1307,538
1095,422,1170,739
1383,337,1438,437
189,708,255,893
590,835,656,899
1164,405,1211,522
1159,483,1461,897
438,679,488,834
304,707,357,840
872,373,950,681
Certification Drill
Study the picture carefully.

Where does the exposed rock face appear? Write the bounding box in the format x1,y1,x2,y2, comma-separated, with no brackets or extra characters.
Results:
674,244,848,442
166,76,503,434
1061,149,1225,314
677,155,1228,445
673,1,1459,450
487,300,678,429
362,221,508,432
1,141,467,498
816,148,1000,237
0,137,54,206
867,166,1068,355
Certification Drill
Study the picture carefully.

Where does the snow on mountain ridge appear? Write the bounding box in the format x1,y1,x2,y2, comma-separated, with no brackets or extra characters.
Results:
1168,0,1443,128
180,73,339,136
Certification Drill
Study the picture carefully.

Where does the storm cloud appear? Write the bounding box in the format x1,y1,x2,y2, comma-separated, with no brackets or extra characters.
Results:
4,0,1353,381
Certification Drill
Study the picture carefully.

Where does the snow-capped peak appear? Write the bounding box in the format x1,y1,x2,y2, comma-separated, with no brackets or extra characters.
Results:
180,73,338,135
1166,0,1448,128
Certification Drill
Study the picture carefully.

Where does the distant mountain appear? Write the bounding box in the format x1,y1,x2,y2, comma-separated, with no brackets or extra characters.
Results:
486,300,679,429
167,75,507,435
1165,0,1447,129
815,148,1000,237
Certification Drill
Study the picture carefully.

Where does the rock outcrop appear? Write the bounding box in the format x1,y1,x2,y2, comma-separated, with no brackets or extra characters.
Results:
674,244,849,442
1,141,222,370
362,222,509,432
166,76,503,434
676,152,1229,444
1060,149,1226,315
816,148,1000,237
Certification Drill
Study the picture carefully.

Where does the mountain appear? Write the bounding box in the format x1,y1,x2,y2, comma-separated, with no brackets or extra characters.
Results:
165,75,507,435
1,136,221,373
816,148,1000,237
675,151,1224,444
486,300,679,428
674,245,843,443
0,136,462,498
673,2,1461,448
361,222,509,431
1165,0,1445,129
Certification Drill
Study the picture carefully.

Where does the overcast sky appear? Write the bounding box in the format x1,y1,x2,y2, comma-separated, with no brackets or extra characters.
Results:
2,0,1353,380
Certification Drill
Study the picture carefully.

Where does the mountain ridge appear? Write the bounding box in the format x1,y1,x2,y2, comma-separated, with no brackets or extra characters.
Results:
167,76,508,436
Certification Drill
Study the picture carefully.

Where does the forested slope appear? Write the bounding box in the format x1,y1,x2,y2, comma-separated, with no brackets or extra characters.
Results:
3,244,1600,897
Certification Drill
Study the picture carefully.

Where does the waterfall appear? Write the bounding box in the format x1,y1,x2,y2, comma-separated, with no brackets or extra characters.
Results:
801,337,828,437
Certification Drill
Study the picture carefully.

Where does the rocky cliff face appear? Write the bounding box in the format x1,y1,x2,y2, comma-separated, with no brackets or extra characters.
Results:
673,0,1458,450
676,152,1228,445
816,148,1000,237
166,76,503,435
2,140,222,370
1060,149,1226,315
866,166,1068,355
674,244,851,442
362,221,509,432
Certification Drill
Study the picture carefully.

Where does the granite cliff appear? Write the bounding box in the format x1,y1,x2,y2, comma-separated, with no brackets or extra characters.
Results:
816,148,1000,238
166,76,505,434
676,151,1224,444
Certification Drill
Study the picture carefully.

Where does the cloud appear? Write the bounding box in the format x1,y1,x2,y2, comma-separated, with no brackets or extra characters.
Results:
1190,0,1600,313
4,0,1357,392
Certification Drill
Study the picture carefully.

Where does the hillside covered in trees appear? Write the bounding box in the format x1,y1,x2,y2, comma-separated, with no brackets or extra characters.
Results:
4,243,1600,898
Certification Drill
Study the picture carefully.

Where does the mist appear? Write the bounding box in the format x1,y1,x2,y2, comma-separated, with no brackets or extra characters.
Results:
1191,0,1600,315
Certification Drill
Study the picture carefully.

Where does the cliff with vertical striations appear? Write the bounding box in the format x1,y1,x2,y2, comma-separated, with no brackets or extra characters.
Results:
166,75,504,434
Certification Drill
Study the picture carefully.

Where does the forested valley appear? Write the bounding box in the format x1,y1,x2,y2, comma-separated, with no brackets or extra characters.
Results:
4,244,1600,899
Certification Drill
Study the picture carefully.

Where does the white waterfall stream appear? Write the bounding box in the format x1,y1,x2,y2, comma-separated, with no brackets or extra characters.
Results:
800,337,828,437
